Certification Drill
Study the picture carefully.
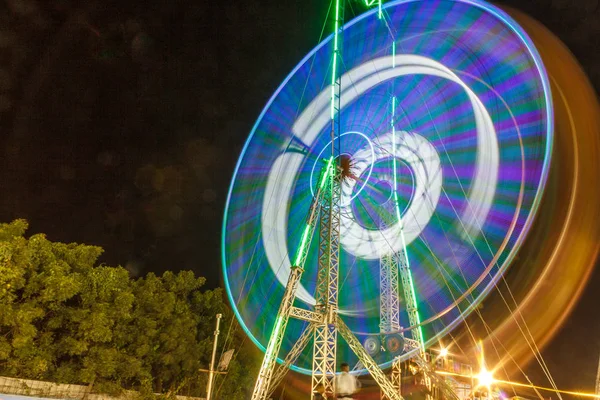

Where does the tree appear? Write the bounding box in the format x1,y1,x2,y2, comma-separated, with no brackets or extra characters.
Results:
0,220,259,399
0,219,137,388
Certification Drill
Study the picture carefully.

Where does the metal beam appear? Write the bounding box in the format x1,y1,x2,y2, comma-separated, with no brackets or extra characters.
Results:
251,267,304,400
267,324,316,398
397,247,423,348
411,352,460,400
312,168,342,398
336,316,403,400
291,307,324,324
251,164,331,400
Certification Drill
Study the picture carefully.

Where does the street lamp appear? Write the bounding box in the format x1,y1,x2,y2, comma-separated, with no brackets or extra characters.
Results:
439,347,449,358
477,368,494,389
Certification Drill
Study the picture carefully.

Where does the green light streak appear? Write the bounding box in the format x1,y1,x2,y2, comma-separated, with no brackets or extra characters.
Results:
392,41,396,67
333,0,340,52
294,225,311,266
264,316,284,363
330,56,337,119
294,157,334,266
363,0,382,18
319,157,335,189
330,0,341,120
391,95,398,201
391,96,403,224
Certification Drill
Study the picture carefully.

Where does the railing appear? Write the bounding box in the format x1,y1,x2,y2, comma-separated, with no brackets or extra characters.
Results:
0,376,205,400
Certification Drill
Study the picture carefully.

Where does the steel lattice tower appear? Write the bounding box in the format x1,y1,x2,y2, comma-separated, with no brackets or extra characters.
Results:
251,1,449,399
251,0,404,397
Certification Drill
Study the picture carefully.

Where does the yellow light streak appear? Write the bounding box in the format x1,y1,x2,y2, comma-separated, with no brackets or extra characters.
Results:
435,370,600,398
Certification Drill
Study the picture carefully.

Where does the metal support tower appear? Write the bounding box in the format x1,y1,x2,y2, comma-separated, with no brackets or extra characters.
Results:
411,352,461,400
251,161,403,400
391,357,402,394
379,249,403,400
388,94,426,352
380,208,403,400
378,92,428,399
267,325,316,399
311,166,342,396
337,317,404,398
250,163,332,400
397,249,423,347
311,0,344,392
253,1,405,399
380,251,401,335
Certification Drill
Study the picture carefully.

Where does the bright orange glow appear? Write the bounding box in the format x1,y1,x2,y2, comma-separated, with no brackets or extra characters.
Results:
435,371,600,398
477,368,494,388
483,6,600,373
439,347,449,358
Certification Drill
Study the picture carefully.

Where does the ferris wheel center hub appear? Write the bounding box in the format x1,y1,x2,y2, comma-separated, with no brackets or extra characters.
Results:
337,153,355,179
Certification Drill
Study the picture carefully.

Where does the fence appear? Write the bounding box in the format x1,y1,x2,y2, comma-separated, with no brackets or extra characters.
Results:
0,376,205,400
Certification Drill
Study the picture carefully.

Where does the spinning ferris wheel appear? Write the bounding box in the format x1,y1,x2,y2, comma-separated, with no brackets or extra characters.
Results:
222,0,553,398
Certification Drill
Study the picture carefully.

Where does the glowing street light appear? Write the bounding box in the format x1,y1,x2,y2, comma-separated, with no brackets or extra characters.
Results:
439,347,449,358
477,368,494,389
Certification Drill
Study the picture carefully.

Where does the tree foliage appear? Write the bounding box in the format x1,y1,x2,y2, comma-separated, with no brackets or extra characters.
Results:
0,220,259,399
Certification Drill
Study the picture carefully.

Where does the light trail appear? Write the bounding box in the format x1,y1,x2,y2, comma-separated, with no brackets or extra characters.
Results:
435,370,600,398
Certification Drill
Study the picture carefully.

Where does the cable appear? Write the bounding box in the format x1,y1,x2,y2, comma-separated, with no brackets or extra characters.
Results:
404,54,562,398
216,2,338,396
217,0,335,369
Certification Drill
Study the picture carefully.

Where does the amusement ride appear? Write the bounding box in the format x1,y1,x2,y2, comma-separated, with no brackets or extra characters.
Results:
220,0,600,399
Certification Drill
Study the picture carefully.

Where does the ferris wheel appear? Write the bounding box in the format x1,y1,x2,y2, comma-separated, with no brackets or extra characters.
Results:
222,0,553,398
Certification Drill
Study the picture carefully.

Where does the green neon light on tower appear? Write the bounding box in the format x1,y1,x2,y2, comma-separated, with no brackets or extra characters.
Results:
400,238,426,349
294,226,312,266
319,157,335,189
264,315,283,363
363,0,382,18
330,0,342,120
390,96,426,350
293,157,334,266
391,96,400,222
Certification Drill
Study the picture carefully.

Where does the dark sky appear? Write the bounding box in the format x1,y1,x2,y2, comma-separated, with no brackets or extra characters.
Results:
0,0,598,396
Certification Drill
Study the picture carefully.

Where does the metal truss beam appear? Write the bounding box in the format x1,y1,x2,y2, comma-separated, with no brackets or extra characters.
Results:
379,222,401,335
290,307,324,324
312,323,337,397
391,357,402,395
251,267,304,400
398,247,424,348
336,316,403,400
404,337,421,352
251,165,331,400
411,352,460,400
380,208,402,400
310,0,344,392
267,324,316,398
312,169,341,398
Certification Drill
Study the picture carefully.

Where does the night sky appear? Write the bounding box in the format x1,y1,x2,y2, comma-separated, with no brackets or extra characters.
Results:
0,0,598,396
